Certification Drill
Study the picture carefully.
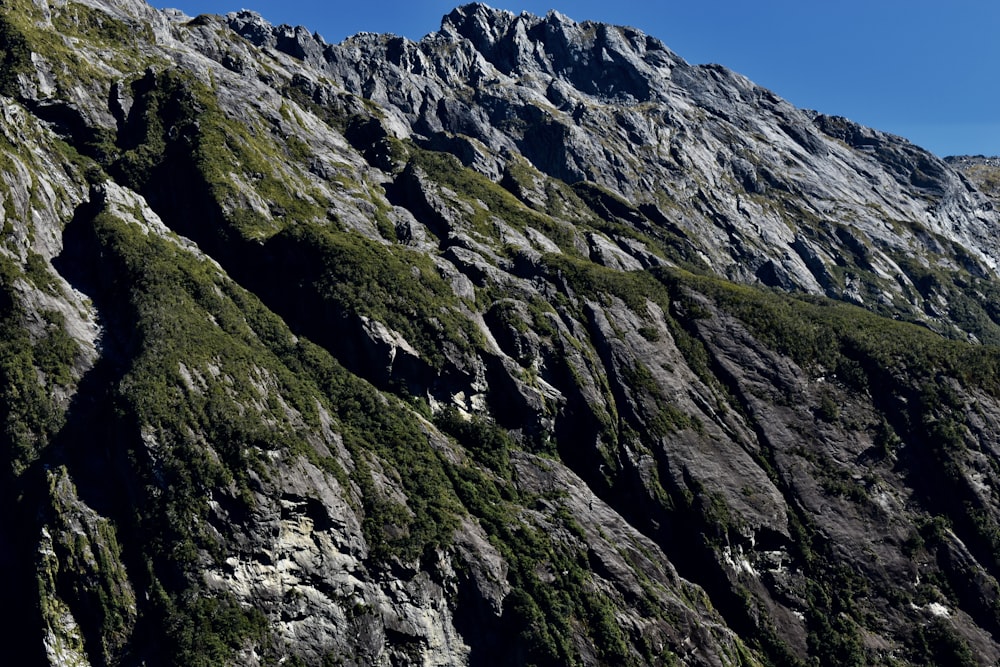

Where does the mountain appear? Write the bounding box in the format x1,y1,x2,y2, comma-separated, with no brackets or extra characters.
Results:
3,0,1000,664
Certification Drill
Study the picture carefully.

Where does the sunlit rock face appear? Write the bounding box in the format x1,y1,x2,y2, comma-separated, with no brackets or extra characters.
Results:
2,1,1000,664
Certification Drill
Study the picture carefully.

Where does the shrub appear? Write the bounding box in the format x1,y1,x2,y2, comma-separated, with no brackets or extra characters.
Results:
0,15,29,97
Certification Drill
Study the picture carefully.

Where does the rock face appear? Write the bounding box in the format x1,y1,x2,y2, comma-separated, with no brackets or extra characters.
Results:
4,0,1000,664
948,155,1000,210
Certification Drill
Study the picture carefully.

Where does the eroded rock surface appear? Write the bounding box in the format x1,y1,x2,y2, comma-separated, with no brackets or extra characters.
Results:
3,0,1000,665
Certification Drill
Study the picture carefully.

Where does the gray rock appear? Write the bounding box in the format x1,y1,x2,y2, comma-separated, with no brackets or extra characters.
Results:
7,1,1000,664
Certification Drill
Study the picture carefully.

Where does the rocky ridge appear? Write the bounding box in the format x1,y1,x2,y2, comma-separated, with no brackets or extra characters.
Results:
948,155,1000,210
3,0,1000,665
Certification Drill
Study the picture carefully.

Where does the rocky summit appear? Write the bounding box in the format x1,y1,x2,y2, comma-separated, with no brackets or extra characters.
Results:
4,0,1000,664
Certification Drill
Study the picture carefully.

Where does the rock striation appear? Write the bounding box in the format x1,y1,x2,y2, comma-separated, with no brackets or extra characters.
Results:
3,0,1000,665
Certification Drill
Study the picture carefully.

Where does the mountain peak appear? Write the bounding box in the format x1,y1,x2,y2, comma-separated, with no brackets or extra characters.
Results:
5,2,1000,664
439,3,519,53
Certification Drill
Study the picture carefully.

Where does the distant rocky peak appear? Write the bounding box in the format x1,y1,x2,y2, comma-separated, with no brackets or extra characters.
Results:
437,3,679,103
223,8,329,62
440,3,520,49
225,9,277,47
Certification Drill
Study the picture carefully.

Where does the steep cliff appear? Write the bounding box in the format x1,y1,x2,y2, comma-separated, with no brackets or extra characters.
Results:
3,0,1000,664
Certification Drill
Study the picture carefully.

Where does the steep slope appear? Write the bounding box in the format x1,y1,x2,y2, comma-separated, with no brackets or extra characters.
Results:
948,156,1000,210
3,0,1000,665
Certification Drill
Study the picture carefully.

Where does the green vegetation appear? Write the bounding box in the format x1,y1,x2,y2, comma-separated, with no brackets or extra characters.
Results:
74,199,477,658
269,221,481,370
192,92,327,237
2,0,157,100
907,617,977,666
156,589,269,667
7,0,1000,661
434,406,513,475
0,12,30,97
50,2,149,48
544,252,661,312
87,200,466,562
109,66,326,240
892,250,1000,345
105,69,483,371
33,310,79,386
666,266,1000,396
524,252,1000,662
444,460,635,665
409,145,579,250
24,250,61,294
0,255,77,476
44,468,137,665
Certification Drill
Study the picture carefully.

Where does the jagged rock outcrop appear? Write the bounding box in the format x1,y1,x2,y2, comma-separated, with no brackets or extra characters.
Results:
4,0,1000,665
948,155,1000,210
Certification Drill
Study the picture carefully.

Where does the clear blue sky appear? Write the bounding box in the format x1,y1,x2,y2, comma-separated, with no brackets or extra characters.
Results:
161,1,1000,157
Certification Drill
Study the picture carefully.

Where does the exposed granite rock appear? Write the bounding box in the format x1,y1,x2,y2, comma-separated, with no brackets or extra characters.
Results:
4,0,1000,665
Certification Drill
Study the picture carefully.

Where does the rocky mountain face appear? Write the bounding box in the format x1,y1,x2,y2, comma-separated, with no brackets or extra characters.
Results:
948,156,1000,211
5,0,1000,664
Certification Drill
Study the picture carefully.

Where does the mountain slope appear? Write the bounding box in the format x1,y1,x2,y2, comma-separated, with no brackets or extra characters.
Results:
3,0,1000,664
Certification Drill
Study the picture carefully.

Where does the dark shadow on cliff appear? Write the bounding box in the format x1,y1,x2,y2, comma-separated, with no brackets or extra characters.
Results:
46,190,166,666
50,189,137,513
0,467,48,665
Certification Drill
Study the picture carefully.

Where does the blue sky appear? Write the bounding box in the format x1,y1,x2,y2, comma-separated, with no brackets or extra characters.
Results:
161,1,1000,157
